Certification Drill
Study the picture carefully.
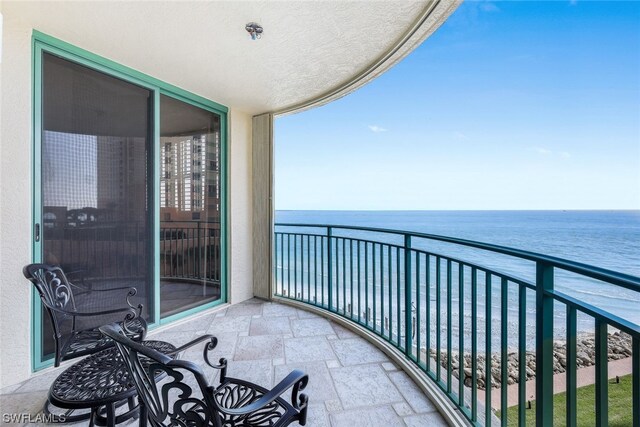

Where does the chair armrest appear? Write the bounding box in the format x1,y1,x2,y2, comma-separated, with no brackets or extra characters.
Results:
164,335,226,379
66,284,143,318
206,357,228,382
42,301,139,319
164,335,218,356
216,370,309,417
70,283,139,295
67,282,139,299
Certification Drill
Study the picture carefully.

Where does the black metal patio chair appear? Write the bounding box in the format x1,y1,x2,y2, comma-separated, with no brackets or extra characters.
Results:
23,263,148,367
100,323,310,427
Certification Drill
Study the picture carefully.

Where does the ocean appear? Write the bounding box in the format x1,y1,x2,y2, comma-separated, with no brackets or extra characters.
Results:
275,210,640,350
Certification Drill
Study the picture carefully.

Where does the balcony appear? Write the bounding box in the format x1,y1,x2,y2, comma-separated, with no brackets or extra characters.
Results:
273,223,640,426
1,222,637,426
0,299,448,426
1,2,637,425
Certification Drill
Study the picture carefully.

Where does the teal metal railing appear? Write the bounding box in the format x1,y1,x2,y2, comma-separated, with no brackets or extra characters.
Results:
274,223,640,427
43,220,221,283
160,221,221,283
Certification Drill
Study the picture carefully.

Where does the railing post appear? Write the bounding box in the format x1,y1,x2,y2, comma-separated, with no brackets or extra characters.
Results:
274,230,278,295
633,336,639,427
535,262,554,426
595,319,609,427
196,221,201,278
327,227,333,312
404,234,412,356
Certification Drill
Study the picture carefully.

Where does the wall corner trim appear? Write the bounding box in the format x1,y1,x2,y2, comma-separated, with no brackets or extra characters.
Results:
251,113,274,300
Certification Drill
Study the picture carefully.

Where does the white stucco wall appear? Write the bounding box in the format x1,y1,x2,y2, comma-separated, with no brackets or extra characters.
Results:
0,11,35,389
0,19,255,388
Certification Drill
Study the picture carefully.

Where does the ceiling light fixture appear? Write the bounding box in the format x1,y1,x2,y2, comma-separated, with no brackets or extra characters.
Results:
245,22,263,40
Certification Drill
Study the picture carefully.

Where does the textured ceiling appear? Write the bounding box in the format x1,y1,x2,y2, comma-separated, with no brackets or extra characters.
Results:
4,1,459,115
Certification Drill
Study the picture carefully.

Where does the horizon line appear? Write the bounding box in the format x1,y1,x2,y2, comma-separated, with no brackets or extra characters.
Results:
275,208,640,212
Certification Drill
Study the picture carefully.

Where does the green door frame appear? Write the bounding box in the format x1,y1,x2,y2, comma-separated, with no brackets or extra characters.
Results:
31,31,228,371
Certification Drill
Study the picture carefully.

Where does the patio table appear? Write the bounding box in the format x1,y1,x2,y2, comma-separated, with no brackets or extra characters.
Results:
48,340,177,426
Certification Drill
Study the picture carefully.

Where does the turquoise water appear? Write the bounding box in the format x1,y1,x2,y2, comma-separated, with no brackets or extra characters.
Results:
276,210,640,349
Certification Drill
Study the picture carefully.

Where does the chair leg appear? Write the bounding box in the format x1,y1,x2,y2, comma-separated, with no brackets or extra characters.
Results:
139,402,148,427
44,398,92,424
299,402,308,426
105,403,116,427
127,396,135,410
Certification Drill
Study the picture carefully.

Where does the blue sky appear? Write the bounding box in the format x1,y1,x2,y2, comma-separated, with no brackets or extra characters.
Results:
275,1,640,210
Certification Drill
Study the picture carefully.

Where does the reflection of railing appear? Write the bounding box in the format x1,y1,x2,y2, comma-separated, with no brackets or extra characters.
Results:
42,220,221,284
274,223,640,426
160,221,221,283
43,221,148,279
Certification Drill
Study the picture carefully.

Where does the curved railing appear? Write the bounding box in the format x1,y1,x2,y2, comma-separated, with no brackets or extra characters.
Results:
160,221,221,283
274,223,640,427
42,220,221,283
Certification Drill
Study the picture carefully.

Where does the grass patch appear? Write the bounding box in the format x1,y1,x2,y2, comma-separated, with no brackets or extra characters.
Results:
498,374,633,426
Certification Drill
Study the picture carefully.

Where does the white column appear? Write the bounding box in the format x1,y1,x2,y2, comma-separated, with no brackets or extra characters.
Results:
251,113,273,300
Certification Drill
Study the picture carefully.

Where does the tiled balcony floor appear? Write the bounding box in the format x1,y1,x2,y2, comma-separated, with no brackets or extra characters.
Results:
0,299,447,426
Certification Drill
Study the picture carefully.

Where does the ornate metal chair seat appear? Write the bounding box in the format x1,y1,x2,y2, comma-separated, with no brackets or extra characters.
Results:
61,317,146,361
100,324,310,427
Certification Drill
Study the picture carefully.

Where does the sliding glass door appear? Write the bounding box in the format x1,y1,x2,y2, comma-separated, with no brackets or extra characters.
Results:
39,52,154,357
159,95,222,318
33,33,227,367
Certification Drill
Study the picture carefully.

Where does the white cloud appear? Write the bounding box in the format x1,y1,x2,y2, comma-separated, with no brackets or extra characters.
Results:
368,125,387,133
453,131,468,141
533,146,552,155
480,2,500,13
531,147,571,159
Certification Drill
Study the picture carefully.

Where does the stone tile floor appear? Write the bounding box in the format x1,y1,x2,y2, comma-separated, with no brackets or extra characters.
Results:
0,299,448,426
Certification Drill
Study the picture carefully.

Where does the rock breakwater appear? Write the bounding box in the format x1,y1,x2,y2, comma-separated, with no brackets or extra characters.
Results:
420,331,632,390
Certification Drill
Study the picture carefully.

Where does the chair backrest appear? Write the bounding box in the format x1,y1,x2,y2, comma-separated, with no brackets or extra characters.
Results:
100,323,222,427
23,263,77,311
23,263,78,345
